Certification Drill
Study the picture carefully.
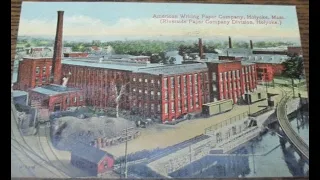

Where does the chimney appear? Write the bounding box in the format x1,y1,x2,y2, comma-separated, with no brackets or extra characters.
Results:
51,11,64,84
228,36,232,48
198,38,204,59
250,40,253,49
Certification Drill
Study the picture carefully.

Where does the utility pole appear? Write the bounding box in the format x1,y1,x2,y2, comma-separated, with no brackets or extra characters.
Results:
122,127,132,179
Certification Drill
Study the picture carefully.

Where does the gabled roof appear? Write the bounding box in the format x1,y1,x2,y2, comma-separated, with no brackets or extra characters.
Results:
71,143,113,164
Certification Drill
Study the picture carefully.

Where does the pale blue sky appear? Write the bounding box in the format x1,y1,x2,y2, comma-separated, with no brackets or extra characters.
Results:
21,2,298,27
19,2,301,41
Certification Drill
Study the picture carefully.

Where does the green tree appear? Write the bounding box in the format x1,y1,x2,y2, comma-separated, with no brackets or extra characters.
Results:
281,55,304,97
150,52,176,64
178,44,217,57
25,43,31,48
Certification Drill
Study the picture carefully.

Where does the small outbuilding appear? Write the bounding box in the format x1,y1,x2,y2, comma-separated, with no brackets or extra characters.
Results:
71,143,114,176
12,90,28,106
70,143,114,176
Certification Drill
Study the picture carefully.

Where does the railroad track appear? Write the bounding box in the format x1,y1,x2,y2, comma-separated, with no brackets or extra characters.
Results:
11,103,68,178
38,125,93,177
11,143,36,177
276,87,309,162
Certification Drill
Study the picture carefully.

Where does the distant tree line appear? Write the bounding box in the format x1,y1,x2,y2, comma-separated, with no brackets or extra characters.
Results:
178,43,218,56
17,37,295,54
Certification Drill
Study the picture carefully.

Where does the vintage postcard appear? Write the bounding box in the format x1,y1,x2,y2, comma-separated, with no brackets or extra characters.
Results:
11,2,309,179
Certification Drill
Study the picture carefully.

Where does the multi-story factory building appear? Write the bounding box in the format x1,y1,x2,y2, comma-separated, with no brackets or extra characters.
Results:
206,61,257,104
16,57,52,90
133,64,209,121
13,10,260,123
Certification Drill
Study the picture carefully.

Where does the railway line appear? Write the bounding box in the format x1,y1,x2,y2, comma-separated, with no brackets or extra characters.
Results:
11,103,68,178
276,87,309,163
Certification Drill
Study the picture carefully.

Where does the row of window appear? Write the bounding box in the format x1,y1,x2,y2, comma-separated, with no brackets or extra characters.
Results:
35,76,48,83
220,80,241,92
163,73,207,89
35,66,52,75
219,70,240,81
132,98,201,114
132,77,159,84
163,98,200,114
65,96,83,104
242,66,255,74
133,101,161,112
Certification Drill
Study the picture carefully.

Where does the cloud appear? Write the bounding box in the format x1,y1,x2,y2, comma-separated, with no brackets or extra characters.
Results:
18,15,301,39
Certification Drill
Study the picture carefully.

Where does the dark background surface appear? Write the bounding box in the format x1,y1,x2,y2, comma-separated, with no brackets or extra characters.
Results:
10,0,309,180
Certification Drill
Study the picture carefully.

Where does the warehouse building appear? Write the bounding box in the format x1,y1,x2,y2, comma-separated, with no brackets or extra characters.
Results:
70,143,114,176
133,63,210,121
29,84,84,112
246,54,288,82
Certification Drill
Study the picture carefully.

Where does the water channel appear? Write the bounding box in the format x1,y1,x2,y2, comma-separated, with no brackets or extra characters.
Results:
170,111,309,178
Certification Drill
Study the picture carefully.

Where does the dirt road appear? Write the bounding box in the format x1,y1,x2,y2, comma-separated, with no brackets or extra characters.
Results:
102,86,294,158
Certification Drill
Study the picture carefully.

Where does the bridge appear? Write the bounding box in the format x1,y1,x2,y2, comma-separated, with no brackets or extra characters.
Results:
276,91,309,164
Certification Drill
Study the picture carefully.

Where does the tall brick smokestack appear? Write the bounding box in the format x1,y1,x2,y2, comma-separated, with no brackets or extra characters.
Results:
51,11,64,84
228,36,232,48
198,38,204,59
250,40,253,49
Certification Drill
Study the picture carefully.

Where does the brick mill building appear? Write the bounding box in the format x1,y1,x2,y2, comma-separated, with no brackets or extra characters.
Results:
29,84,84,112
13,10,263,123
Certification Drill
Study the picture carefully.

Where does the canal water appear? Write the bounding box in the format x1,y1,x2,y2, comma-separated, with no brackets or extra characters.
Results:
170,111,309,178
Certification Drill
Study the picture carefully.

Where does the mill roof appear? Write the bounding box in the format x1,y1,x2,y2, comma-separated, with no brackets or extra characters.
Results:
62,58,161,71
71,143,113,164
12,90,28,97
246,55,289,64
135,63,208,75
31,84,81,96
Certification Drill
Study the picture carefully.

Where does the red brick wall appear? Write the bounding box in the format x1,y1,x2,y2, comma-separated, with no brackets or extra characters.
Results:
160,71,207,122
130,73,162,119
48,91,85,112
256,64,274,82
241,64,258,94
97,156,114,174
62,65,131,110
64,52,89,57
218,56,236,61
217,61,242,104
29,91,49,107
17,58,53,91
207,61,258,104
29,90,84,112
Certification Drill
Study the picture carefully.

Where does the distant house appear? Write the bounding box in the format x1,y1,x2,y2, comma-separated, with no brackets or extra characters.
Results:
91,46,102,51
64,52,89,58
70,143,114,176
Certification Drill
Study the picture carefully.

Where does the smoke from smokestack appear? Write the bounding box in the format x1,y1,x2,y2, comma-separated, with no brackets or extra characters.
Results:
62,77,69,87
51,11,64,84
198,38,204,59
228,36,232,48
250,40,253,49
